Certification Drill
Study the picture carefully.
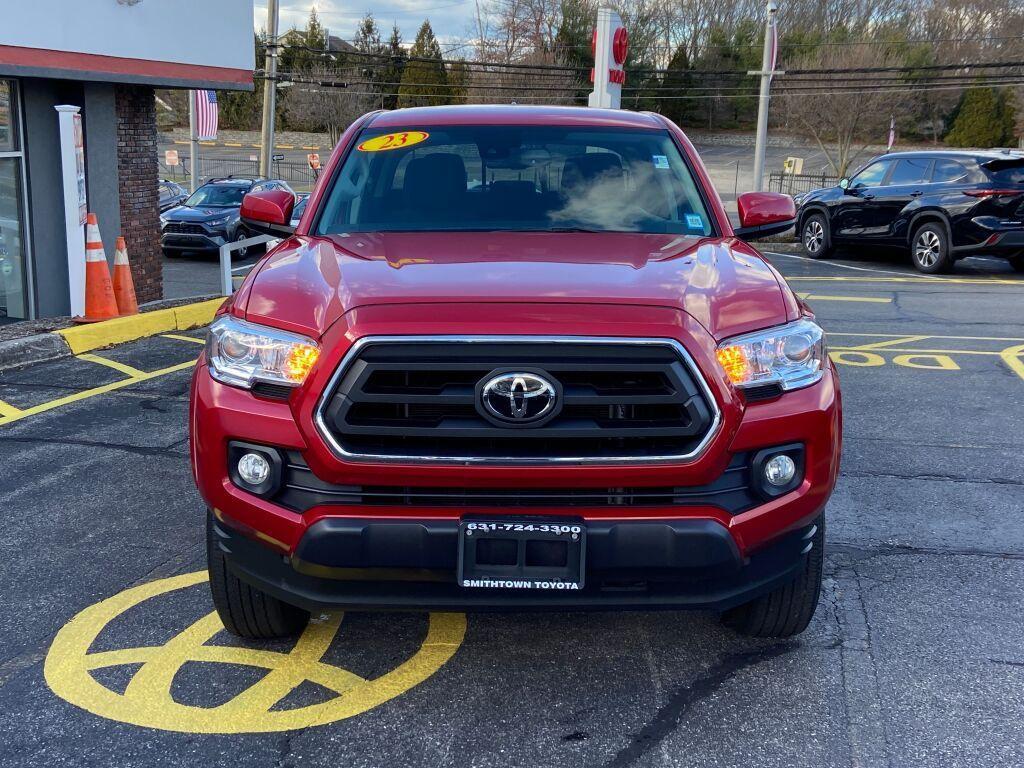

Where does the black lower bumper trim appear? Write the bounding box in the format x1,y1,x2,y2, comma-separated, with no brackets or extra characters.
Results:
214,514,820,612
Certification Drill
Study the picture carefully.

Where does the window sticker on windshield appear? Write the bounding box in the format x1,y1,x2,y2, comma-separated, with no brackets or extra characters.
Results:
685,214,704,230
652,155,670,169
358,131,429,152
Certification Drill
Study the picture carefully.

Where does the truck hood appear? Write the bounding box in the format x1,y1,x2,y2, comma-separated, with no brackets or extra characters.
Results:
241,232,793,341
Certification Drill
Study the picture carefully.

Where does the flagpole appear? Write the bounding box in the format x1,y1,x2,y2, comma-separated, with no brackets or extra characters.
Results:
751,0,778,192
188,90,199,193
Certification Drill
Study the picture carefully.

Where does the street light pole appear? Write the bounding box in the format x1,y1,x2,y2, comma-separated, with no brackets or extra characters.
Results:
751,0,778,192
259,0,280,179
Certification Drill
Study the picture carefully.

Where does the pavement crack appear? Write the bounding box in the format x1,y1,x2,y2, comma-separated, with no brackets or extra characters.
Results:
602,643,796,768
830,541,1024,562
0,435,181,458
841,469,1024,487
988,658,1024,668
834,564,893,768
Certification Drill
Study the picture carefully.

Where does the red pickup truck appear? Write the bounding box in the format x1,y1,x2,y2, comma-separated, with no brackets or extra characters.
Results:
191,105,841,640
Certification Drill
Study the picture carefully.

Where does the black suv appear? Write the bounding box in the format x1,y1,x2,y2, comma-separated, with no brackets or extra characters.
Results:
160,177,294,257
797,151,1024,273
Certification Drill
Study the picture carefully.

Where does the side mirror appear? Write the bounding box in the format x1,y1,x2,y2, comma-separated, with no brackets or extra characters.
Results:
734,191,797,241
240,189,296,238
839,177,851,190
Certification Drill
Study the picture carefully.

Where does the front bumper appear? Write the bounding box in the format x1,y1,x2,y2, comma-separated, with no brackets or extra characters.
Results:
212,510,821,611
160,229,229,252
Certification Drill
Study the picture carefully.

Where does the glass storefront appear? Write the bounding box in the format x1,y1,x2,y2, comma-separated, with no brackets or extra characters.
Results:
0,79,29,321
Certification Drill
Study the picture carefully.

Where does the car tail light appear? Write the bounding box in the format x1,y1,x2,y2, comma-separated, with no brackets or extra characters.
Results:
963,189,1024,199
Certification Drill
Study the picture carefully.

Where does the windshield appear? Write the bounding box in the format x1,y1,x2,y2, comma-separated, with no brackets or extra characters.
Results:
315,125,714,236
185,184,247,208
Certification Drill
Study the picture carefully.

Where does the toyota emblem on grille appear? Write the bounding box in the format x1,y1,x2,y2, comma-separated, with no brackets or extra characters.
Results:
478,371,558,426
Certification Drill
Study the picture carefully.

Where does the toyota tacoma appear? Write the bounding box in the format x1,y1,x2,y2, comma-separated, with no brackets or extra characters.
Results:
190,105,841,640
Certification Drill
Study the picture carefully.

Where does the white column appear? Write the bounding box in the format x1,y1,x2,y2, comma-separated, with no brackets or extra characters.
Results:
55,105,87,317
588,8,625,110
751,0,779,192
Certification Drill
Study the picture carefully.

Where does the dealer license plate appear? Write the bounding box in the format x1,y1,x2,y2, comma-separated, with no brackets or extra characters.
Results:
457,519,586,590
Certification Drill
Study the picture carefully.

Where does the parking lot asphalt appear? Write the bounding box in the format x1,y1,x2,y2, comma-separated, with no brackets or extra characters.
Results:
2,251,1023,768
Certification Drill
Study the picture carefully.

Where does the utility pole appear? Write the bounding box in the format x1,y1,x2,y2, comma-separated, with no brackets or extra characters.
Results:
188,91,199,192
751,0,779,192
259,0,280,179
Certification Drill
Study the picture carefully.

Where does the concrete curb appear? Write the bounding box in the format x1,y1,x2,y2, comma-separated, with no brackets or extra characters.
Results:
0,297,224,372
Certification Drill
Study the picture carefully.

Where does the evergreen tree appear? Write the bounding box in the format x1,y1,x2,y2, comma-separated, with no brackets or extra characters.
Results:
946,88,1007,148
353,14,387,105
553,0,593,101
995,89,1017,146
398,21,448,108
659,44,696,128
381,24,407,110
217,33,266,130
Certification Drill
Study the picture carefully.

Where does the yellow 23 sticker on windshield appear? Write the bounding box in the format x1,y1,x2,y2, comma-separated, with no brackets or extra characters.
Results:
358,131,429,152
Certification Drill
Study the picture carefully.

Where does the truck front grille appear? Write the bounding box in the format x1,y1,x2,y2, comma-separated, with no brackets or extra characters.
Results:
276,452,755,514
163,222,206,235
315,337,720,464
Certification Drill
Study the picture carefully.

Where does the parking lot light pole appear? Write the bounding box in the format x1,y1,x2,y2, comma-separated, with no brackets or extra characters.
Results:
259,0,280,179
751,0,779,192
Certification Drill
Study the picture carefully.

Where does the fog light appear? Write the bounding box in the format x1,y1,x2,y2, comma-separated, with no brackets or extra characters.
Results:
764,454,796,487
237,452,271,486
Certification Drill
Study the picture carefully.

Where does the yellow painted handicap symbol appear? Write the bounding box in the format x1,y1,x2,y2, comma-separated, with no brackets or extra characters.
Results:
44,571,466,733
357,131,430,152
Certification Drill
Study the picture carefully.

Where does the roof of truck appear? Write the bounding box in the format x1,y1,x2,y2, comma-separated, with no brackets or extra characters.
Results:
367,104,667,130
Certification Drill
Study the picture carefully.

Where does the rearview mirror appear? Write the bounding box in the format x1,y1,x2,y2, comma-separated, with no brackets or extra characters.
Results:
733,192,797,241
839,177,850,190
240,189,296,238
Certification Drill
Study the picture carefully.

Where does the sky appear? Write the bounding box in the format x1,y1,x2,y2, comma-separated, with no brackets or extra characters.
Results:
251,0,475,48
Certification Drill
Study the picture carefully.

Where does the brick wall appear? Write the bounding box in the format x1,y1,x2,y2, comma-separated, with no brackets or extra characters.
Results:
115,85,162,303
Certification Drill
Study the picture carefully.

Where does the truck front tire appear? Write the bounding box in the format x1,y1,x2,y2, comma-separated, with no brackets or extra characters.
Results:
721,516,824,638
207,512,309,639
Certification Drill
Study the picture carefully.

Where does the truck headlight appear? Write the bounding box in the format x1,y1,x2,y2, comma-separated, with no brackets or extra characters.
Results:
715,318,825,391
206,316,320,389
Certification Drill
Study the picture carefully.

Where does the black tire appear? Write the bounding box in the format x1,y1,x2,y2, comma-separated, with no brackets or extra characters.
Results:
232,229,249,258
162,248,181,259
206,512,309,639
1008,255,1024,273
800,212,833,259
721,516,824,638
910,222,952,274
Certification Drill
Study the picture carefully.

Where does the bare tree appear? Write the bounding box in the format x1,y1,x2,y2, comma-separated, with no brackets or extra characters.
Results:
781,44,905,175
281,64,375,145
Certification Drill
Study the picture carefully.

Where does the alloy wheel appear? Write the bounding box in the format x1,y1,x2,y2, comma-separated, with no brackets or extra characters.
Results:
804,219,824,254
914,230,941,269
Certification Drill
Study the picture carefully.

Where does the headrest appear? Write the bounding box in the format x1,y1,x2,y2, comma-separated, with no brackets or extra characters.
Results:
561,153,624,189
403,153,467,204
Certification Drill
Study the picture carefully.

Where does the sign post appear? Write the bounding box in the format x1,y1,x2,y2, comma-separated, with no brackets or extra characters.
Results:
588,8,627,110
750,0,781,192
55,105,87,317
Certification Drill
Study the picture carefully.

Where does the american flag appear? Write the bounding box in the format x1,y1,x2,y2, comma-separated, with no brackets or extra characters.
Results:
192,90,218,141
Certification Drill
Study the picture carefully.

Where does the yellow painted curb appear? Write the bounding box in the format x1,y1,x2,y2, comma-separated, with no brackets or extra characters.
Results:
56,298,224,355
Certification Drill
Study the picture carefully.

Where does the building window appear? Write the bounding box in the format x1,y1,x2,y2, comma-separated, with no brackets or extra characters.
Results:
0,79,30,321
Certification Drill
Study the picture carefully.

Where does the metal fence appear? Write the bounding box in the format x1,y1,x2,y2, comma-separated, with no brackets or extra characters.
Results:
768,171,840,196
158,155,321,191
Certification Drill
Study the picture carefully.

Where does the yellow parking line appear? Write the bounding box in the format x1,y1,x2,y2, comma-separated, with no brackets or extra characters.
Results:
224,142,243,147
301,145,320,150
161,333,205,345
831,346,999,356
0,398,23,419
172,140,188,146
275,144,295,149
77,353,147,378
1000,343,1024,382
797,292,892,304
0,360,195,427
847,335,931,350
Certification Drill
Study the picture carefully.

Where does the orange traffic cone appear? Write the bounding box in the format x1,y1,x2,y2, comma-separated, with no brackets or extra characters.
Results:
112,236,139,316
73,213,119,323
